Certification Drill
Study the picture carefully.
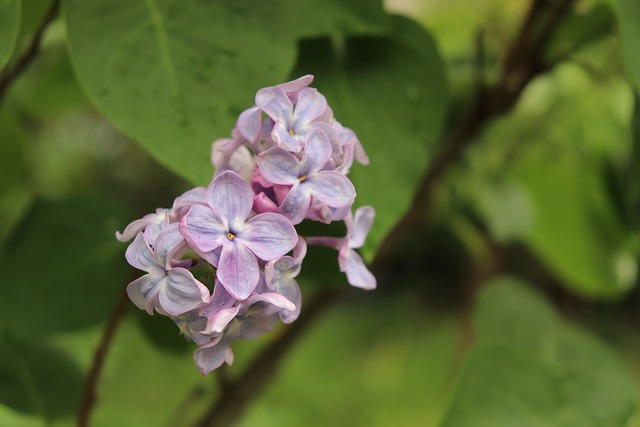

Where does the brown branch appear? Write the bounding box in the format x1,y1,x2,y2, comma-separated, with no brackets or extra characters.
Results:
193,290,340,427
373,0,576,266
76,285,130,427
0,0,61,104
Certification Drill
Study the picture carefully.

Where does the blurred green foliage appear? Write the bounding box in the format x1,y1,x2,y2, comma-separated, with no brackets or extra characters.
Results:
1,0,640,426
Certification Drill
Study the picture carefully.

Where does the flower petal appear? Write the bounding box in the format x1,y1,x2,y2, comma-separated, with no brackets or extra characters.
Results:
207,171,254,227
126,273,164,315
207,306,241,334
194,337,231,375
272,120,304,152
300,128,332,175
255,86,292,122
217,242,260,300
306,172,355,208
278,184,311,225
257,147,300,184
293,88,328,127
236,106,262,143
180,204,227,253
239,213,297,261
277,75,314,102
171,187,207,220
158,268,211,316
125,232,160,272
154,223,186,266
342,250,376,290
350,206,375,249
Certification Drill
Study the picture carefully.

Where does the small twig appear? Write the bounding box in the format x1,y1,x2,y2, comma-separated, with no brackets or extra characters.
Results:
193,290,340,427
0,0,61,104
76,284,130,427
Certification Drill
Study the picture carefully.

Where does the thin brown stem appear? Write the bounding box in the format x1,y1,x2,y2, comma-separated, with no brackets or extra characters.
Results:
0,0,61,104
76,285,130,427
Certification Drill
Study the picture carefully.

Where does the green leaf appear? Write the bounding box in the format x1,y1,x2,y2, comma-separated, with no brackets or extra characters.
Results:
0,194,130,337
545,3,615,63
0,107,31,245
614,0,640,92
63,0,387,185
0,334,83,420
0,0,20,70
10,43,88,117
293,15,449,255
440,277,638,427
465,63,636,299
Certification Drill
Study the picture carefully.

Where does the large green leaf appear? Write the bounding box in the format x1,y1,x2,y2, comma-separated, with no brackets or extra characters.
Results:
63,0,387,185
0,195,130,337
440,277,638,427
293,15,449,255
614,0,640,92
0,335,83,421
0,0,20,70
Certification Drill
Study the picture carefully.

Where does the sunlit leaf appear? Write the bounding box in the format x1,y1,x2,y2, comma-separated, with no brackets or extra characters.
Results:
0,195,130,337
63,0,387,185
440,277,638,427
0,0,20,70
293,15,449,256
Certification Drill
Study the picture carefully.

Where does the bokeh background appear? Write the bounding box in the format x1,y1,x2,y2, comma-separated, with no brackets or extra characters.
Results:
1,0,640,426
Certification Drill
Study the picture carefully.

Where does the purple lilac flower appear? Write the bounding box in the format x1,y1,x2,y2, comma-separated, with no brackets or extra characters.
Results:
256,84,332,152
117,75,376,375
180,171,298,300
116,208,169,244
265,238,306,323
257,128,356,224
193,276,296,375
125,224,211,316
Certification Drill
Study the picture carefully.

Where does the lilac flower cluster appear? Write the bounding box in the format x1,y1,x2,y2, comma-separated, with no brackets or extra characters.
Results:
117,75,375,374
